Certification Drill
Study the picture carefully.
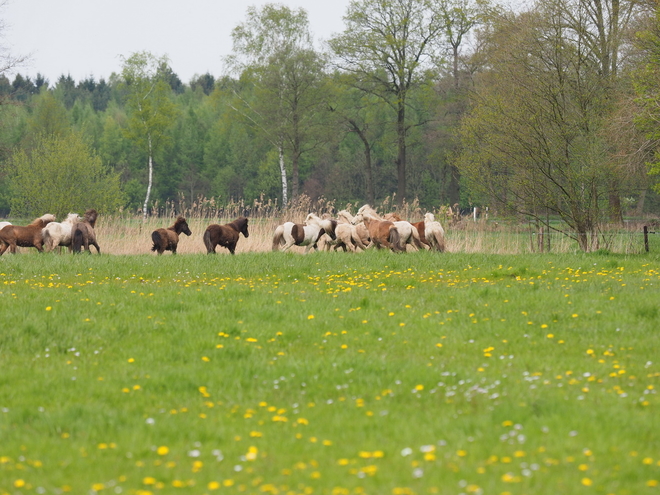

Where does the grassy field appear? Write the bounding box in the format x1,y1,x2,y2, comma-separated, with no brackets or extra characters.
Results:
0,251,659,495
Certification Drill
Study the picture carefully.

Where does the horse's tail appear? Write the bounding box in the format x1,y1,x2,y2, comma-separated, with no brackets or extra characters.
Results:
433,228,446,252
203,229,214,254
389,227,403,252
151,231,161,252
72,228,84,253
410,226,424,250
272,225,284,251
42,228,54,252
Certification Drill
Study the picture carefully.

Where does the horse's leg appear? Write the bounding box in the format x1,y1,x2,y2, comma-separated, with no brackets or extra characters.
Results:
92,242,101,254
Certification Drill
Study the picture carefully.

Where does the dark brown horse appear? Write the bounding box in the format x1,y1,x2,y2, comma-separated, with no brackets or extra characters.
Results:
72,209,101,254
203,216,249,254
0,214,56,255
151,216,192,255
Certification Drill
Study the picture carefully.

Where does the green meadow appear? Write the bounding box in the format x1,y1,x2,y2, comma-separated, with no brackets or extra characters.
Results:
0,252,659,495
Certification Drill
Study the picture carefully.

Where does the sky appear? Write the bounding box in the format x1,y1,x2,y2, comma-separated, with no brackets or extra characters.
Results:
2,0,353,85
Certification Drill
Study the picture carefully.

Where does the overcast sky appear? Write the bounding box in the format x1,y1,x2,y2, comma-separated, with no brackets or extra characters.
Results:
2,0,352,85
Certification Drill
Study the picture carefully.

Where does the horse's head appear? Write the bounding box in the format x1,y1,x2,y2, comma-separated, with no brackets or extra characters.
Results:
351,213,364,226
65,213,81,224
337,210,353,224
424,212,435,223
239,217,250,238
175,216,192,236
84,209,98,227
34,214,56,227
304,213,320,226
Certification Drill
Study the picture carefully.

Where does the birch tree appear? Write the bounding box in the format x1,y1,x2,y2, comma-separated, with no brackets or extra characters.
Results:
121,52,178,219
225,4,328,205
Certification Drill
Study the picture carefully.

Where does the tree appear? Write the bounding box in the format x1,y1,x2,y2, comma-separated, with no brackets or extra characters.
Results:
437,0,485,90
329,0,447,206
457,7,624,251
121,51,179,219
6,132,123,218
26,91,70,138
226,4,329,204
633,7,660,194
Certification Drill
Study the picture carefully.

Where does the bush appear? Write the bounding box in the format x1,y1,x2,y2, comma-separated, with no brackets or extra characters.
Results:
7,133,124,218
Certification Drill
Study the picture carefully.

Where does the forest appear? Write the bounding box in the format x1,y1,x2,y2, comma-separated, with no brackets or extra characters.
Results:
2,0,660,245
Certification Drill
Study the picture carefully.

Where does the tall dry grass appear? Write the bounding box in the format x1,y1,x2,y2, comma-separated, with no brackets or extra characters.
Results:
92,195,654,255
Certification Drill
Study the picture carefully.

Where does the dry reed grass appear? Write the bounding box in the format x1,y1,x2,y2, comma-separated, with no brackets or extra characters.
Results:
3,195,653,255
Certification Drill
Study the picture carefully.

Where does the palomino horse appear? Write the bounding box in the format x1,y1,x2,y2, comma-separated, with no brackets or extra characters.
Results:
331,210,369,252
424,212,446,252
0,214,56,255
204,217,249,254
151,216,192,255
353,210,403,252
358,205,423,251
72,209,101,254
43,213,81,253
384,213,431,250
272,213,336,253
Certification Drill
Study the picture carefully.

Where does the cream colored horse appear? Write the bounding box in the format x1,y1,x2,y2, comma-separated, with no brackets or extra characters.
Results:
328,210,369,252
356,205,423,251
424,212,446,252
43,213,81,252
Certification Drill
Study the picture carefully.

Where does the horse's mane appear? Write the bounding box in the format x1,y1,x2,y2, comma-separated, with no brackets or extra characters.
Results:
31,214,56,226
173,216,187,228
232,216,248,228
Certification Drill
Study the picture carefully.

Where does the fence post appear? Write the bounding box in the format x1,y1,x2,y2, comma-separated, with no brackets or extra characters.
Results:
644,226,649,253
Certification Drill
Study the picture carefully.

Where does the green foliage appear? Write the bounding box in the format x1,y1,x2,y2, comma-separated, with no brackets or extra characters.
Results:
121,52,179,154
6,133,124,218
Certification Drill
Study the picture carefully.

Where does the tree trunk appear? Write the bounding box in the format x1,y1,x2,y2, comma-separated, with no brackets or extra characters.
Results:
142,134,153,222
608,179,623,225
396,99,407,207
348,119,375,206
278,144,288,206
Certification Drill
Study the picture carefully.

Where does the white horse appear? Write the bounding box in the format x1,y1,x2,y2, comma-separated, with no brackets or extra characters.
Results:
272,213,337,253
357,205,424,251
42,213,81,253
424,212,446,252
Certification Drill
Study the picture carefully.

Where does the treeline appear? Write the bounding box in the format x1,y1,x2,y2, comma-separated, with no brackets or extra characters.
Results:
0,68,463,216
1,0,659,240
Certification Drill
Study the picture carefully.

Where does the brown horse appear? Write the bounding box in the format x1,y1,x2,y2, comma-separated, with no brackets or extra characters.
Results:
0,214,56,255
151,216,192,255
72,209,101,254
410,221,430,248
203,216,249,254
354,212,403,252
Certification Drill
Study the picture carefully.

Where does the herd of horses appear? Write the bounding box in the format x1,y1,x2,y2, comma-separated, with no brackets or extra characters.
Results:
0,204,445,256
0,209,100,255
